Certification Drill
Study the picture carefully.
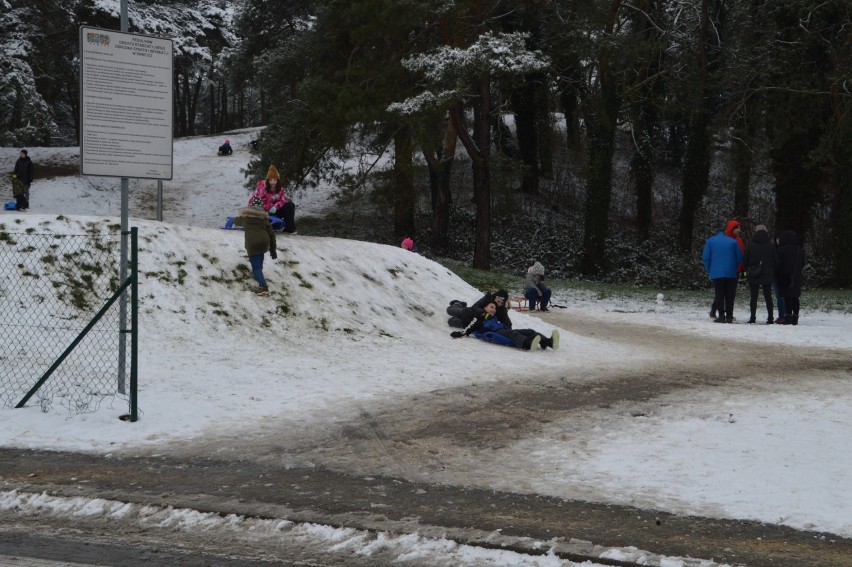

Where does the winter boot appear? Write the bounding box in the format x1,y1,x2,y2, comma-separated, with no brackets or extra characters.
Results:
253,286,269,296
713,317,727,323
766,317,774,325
526,335,541,351
447,316,467,328
789,315,799,325
550,330,560,351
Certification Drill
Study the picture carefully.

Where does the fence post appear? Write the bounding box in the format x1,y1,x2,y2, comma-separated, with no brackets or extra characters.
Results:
130,227,138,421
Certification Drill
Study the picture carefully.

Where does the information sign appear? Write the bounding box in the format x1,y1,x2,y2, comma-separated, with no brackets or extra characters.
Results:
79,26,173,180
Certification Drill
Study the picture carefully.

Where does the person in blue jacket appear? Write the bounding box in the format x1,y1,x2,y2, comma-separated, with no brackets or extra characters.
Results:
702,221,744,323
450,301,559,351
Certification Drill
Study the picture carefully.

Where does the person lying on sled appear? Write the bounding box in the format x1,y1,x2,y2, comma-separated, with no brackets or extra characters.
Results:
450,301,559,351
447,289,512,329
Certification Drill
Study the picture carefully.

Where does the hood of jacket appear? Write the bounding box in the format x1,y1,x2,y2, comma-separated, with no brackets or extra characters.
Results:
750,229,770,245
778,230,797,246
724,219,741,237
239,207,269,220
529,261,545,276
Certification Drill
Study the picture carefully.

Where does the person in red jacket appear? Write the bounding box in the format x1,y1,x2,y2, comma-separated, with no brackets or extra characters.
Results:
725,219,746,273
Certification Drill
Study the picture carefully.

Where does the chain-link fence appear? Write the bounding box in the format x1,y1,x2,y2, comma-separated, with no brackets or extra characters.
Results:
0,228,135,415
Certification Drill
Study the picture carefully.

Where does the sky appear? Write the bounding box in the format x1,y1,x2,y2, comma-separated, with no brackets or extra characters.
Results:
1,130,850,567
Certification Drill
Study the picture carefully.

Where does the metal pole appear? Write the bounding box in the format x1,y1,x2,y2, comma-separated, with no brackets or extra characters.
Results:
130,227,138,421
118,0,129,394
157,180,163,221
119,183,128,394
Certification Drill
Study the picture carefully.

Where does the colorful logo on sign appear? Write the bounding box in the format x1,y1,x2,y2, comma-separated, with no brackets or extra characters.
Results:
86,32,110,46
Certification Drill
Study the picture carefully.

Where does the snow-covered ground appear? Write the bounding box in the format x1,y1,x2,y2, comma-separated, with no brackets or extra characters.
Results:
1,131,850,566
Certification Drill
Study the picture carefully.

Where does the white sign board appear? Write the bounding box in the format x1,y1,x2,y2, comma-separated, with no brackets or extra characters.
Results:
79,26,174,180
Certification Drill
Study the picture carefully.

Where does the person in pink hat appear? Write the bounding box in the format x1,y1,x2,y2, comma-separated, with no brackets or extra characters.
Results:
400,237,417,252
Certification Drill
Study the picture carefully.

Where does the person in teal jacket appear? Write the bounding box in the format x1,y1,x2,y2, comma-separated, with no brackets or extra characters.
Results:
702,221,744,323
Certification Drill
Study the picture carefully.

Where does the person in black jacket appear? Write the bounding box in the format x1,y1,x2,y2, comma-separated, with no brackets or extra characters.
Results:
775,230,806,325
447,289,512,329
450,301,558,350
742,225,778,324
11,149,33,210
217,139,233,156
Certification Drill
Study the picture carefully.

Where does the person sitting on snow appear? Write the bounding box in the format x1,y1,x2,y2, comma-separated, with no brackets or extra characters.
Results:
218,139,233,156
525,261,552,312
447,289,513,329
450,301,558,351
248,165,297,234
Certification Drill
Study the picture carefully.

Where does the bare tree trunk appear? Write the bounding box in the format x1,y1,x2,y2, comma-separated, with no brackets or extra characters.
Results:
580,0,623,275
513,75,542,195
187,74,203,136
424,116,456,250
629,0,662,242
393,125,415,237
676,0,711,253
451,73,493,270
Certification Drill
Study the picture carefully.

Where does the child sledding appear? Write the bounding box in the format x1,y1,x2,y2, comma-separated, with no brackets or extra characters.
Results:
450,301,559,351
222,164,297,233
447,289,513,329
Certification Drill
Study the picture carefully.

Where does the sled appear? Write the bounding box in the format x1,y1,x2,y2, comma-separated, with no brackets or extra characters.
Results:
222,215,286,232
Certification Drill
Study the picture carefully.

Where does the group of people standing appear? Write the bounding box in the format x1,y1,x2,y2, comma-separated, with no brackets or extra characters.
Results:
703,219,806,325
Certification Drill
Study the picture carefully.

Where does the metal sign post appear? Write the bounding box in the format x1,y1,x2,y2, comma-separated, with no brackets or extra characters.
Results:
79,1,173,393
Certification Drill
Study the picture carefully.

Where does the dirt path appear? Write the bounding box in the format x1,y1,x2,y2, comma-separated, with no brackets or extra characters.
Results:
2,312,850,566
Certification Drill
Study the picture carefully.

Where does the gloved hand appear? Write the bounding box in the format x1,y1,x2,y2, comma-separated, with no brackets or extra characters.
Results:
270,250,277,260
269,207,277,215
450,331,464,338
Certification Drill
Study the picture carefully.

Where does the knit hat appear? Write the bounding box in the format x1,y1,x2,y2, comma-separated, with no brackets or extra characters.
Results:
495,289,509,300
755,224,768,233
224,139,229,144
401,237,414,250
249,196,264,210
530,261,545,276
266,165,280,180
20,149,27,156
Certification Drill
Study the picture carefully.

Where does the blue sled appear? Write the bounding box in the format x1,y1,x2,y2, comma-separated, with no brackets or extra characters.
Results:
222,216,286,231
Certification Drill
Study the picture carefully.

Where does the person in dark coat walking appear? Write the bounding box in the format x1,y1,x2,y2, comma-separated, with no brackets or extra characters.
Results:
775,230,806,325
11,149,33,210
742,225,777,324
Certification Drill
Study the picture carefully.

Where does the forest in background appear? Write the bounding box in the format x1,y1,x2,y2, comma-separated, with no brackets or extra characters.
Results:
1,0,850,286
